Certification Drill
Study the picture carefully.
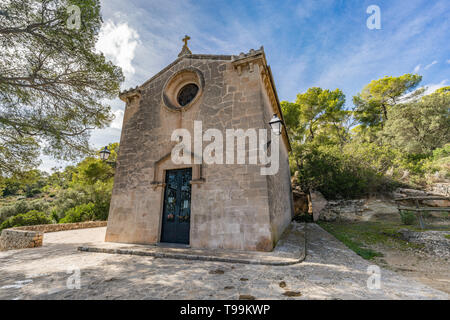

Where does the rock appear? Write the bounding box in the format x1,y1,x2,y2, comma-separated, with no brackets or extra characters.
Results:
363,199,398,219
310,191,327,222
282,291,302,297
427,183,450,197
319,199,398,222
292,190,309,216
423,199,450,207
209,269,225,275
398,229,450,259
395,188,430,197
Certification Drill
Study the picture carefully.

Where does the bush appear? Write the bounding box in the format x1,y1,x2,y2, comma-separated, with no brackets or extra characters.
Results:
25,187,42,198
59,203,96,223
296,144,400,199
0,210,52,231
0,199,52,224
92,201,110,221
50,188,90,220
400,210,416,225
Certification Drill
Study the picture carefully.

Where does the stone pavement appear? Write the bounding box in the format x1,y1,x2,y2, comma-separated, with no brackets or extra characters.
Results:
0,224,448,300
78,222,306,266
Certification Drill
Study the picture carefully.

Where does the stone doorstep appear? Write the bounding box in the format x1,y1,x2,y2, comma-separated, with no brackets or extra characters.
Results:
78,222,306,266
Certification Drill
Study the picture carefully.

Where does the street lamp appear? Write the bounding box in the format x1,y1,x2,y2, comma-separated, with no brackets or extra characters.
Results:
99,146,111,161
269,114,283,135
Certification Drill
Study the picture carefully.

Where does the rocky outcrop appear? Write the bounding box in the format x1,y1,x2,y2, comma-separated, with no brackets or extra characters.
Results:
319,199,399,222
291,172,310,219
394,187,450,207
427,183,450,197
310,191,327,222
292,190,309,217
394,188,429,198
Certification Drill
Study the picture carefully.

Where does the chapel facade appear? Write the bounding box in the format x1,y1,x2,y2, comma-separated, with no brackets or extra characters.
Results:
105,39,293,252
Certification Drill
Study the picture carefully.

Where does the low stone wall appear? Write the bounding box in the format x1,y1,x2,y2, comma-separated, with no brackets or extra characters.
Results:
13,221,107,233
0,229,43,251
0,221,107,251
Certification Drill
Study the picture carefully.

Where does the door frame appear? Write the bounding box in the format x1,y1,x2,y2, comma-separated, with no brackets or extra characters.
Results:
158,167,193,245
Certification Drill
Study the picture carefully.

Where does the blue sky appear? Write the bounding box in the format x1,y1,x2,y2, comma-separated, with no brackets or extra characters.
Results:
40,0,450,171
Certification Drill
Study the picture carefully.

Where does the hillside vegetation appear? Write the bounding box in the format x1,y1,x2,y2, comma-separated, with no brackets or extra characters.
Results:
0,144,118,231
282,74,449,199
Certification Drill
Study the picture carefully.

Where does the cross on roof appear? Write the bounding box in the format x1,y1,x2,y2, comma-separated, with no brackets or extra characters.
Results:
182,35,191,47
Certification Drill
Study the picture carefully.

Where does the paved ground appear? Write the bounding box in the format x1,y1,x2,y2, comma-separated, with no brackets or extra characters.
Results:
78,222,306,265
0,224,448,300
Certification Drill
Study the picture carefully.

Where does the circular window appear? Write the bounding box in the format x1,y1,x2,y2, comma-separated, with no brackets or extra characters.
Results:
162,68,204,111
177,83,199,106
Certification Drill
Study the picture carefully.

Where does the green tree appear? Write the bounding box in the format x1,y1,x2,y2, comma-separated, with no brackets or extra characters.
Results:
0,0,124,175
295,87,348,143
383,89,450,154
281,88,350,170
353,74,422,128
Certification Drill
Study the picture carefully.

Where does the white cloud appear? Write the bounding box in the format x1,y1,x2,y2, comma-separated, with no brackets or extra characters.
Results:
413,64,421,73
110,109,124,129
424,60,438,70
446,59,450,64
96,20,140,75
422,79,448,95
38,155,75,173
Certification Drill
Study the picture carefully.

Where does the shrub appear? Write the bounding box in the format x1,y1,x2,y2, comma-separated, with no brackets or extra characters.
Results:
50,209,60,223
0,210,52,231
25,187,42,198
0,199,52,224
399,210,416,225
92,201,110,221
59,203,96,223
296,144,400,199
50,188,90,220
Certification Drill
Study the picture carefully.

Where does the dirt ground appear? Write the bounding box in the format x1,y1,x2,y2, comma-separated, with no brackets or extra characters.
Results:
374,213,449,294
373,249,449,294
319,212,450,295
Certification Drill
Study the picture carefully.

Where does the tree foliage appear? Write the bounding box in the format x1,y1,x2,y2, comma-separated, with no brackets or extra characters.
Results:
282,87,351,172
0,0,124,175
0,144,118,225
383,89,450,154
0,210,52,231
285,75,449,199
353,74,422,128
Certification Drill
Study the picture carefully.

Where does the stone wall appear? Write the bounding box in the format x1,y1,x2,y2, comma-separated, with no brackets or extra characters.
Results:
0,221,107,251
262,82,293,243
0,229,43,251
13,221,107,233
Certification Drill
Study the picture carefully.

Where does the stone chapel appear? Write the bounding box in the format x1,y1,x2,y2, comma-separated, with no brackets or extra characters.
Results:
105,37,294,252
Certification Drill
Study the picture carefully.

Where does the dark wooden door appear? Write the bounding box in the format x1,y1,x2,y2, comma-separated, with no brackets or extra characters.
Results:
160,168,192,244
